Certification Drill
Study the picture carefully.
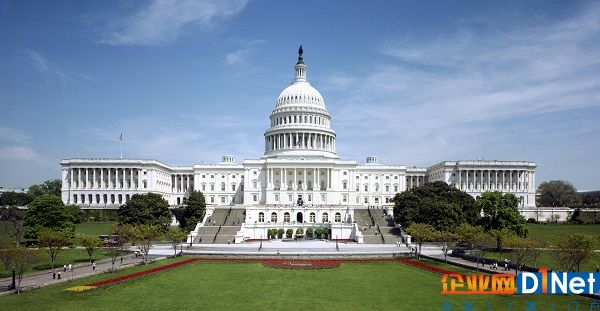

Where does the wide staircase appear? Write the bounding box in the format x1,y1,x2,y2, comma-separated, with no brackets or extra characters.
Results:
194,207,246,244
354,209,383,244
370,208,402,244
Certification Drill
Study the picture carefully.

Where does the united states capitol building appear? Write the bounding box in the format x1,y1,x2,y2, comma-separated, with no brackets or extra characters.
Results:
60,48,536,242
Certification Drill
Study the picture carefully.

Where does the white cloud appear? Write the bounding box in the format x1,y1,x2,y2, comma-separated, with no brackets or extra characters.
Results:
0,126,31,143
103,0,249,46
225,39,264,65
327,3,600,167
0,146,39,161
21,49,99,86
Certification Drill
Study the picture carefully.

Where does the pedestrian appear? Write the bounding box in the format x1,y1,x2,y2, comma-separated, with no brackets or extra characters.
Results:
92,262,96,270
68,263,72,271
57,271,62,279
120,257,123,265
52,272,56,279
63,264,67,272
504,262,508,271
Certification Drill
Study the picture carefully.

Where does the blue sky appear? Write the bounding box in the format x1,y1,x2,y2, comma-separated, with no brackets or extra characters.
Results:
0,0,599,190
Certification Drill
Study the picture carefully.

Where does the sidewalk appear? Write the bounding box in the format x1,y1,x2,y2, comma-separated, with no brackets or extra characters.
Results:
0,254,152,294
419,244,516,275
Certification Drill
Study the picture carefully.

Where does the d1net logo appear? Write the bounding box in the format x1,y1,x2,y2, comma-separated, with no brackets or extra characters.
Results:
517,268,600,295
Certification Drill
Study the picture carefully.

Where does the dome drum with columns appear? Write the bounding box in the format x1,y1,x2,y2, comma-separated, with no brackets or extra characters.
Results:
60,46,536,243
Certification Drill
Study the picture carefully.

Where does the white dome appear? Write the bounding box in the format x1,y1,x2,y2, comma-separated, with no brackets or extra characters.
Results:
276,82,326,108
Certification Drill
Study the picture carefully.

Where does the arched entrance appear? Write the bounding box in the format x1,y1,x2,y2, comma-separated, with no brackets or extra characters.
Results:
296,212,303,223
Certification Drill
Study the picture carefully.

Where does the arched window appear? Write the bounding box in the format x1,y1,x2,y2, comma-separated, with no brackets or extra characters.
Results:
117,194,122,204
310,212,316,223
88,194,92,204
232,184,236,191
284,212,290,223
81,194,85,203
322,213,329,223
111,194,115,204
177,197,181,205
271,212,277,223
375,183,379,192
103,194,107,204
221,182,226,191
258,212,264,222
96,194,100,204
297,180,303,190
73,194,78,203
126,194,130,202
335,212,341,222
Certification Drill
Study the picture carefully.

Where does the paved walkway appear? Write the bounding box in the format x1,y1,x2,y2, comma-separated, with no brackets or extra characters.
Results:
420,244,517,275
150,240,411,257
0,254,158,294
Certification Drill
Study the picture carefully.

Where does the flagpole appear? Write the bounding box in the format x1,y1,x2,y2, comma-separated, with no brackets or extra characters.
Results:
120,139,123,159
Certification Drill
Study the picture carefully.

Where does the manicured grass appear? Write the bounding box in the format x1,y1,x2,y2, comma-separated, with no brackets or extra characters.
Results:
484,250,600,272
75,222,116,240
526,223,600,248
0,248,113,278
0,258,594,310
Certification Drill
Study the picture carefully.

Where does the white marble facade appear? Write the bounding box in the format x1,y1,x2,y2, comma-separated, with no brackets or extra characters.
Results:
60,49,537,241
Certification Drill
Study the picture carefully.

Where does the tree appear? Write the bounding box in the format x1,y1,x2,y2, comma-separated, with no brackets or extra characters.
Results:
471,232,495,271
12,247,40,294
505,236,531,275
528,239,547,268
24,194,75,239
553,233,595,272
436,231,458,264
27,179,62,198
393,181,479,232
537,180,581,207
477,191,528,237
488,228,516,261
306,227,314,239
285,228,293,238
81,237,102,263
0,206,26,246
118,193,171,229
277,229,284,238
166,227,188,257
38,229,72,273
406,223,438,259
173,191,206,231
64,204,85,224
129,224,164,264
0,240,14,273
0,192,33,206
454,224,485,248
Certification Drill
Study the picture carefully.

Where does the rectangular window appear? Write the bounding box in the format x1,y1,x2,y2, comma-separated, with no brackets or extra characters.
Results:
321,194,326,202
275,194,279,201
385,185,389,192
252,194,258,202
288,194,292,201
374,198,379,203
394,185,398,192
356,197,360,204
210,184,215,191
364,185,368,192
308,194,312,201
343,195,347,203
202,184,206,191
220,196,225,203
364,197,368,203
210,196,214,203
343,182,347,190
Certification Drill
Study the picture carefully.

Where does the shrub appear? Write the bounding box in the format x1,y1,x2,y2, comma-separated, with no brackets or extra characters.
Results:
285,229,293,238
527,218,538,224
296,228,304,235
306,227,314,238
314,228,322,238
277,229,284,238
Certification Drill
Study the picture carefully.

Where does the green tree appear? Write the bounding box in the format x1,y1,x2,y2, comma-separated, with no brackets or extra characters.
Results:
12,247,40,294
118,193,171,228
173,191,206,231
393,181,479,231
81,237,102,263
537,180,581,207
128,224,164,264
0,192,33,206
166,227,188,257
436,231,458,264
38,229,72,273
453,224,485,247
506,236,532,275
406,223,438,258
471,232,495,271
1,206,26,246
24,195,75,239
0,240,15,273
477,191,528,237
285,228,293,238
306,227,314,238
28,179,62,198
64,204,85,224
553,233,595,272
277,229,284,238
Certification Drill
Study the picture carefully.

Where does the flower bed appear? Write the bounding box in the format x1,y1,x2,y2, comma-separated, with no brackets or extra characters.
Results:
262,259,341,269
64,285,97,293
398,258,460,275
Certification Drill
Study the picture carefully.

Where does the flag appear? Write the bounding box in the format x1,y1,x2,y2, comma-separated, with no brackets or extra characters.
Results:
119,133,122,141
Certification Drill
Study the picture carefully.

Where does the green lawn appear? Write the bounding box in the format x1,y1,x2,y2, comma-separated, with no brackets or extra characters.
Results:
0,259,595,310
526,223,600,248
484,249,600,272
75,222,116,240
0,248,113,278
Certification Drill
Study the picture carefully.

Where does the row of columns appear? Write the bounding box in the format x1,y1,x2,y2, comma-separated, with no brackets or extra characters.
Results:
457,169,534,192
265,132,335,153
69,168,141,190
272,114,328,127
266,168,332,191
406,176,425,189
72,192,129,205
172,174,193,193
